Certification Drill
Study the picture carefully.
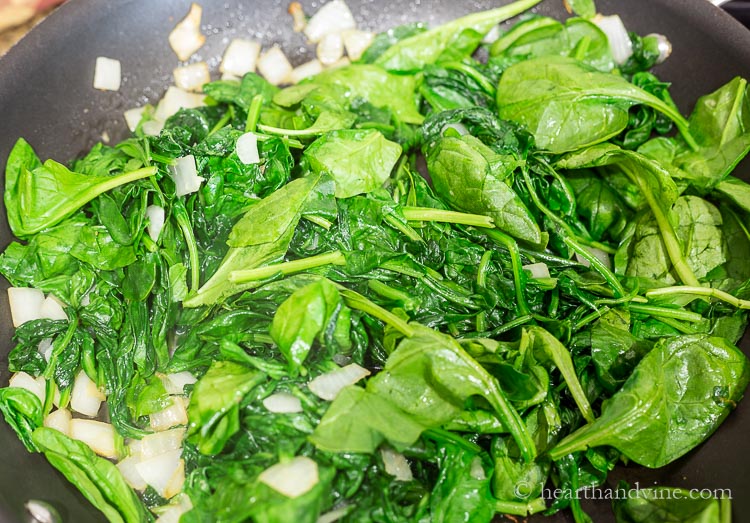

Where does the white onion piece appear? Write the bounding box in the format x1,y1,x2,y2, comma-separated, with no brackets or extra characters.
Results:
316,506,350,523
575,246,612,270
593,14,633,65
220,39,262,77
325,57,350,70
40,294,67,321
124,106,146,132
70,419,120,459
162,371,198,395
169,3,206,61
481,24,502,45
308,363,370,401
470,456,486,480
154,495,193,523
259,456,319,498
317,33,344,66
304,0,356,43
135,449,185,498
257,45,293,86
236,132,260,165
44,409,71,436
647,33,672,64
146,205,165,243
289,59,324,84
342,29,374,61
38,338,53,363
93,57,122,91
172,155,204,197
173,62,210,92
221,72,241,81
9,372,46,404
380,447,412,481
117,455,147,491
71,370,105,417
154,86,206,122
263,392,303,413
7,287,45,327
522,262,551,279
441,123,469,136
150,398,189,432
130,428,186,460
288,2,307,33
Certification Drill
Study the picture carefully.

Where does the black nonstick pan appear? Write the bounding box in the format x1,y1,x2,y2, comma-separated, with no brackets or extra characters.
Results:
1,0,749,521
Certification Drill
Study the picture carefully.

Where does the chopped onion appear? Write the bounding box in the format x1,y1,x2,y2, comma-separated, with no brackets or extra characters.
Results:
259,456,319,498
9,372,46,404
130,428,186,460
162,371,197,395
135,449,184,498
44,409,72,436
40,294,67,321
171,155,204,197
263,392,303,413
380,447,413,481
221,72,241,81
142,119,165,137
593,14,633,65
289,59,324,84
70,419,121,459
146,205,165,243
646,33,672,64
574,246,612,270
117,455,147,490
470,456,486,480
257,45,293,86
93,56,122,91
169,3,206,61
308,363,370,401
235,132,260,165
154,495,193,523
304,0,356,43
522,262,551,279
38,338,53,363
317,33,344,66
71,370,105,417
7,287,45,327
220,39,262,77
154,86,206,122
325,57,350,70
150,397,189,432
24,500,61,523
316,506,350,523
124,106,146,132
173,62,210,92
288,2,307,33
342,29,374,61
481,24,502,45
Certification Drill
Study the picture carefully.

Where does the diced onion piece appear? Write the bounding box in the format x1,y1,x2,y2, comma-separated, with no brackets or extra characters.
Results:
135,449,184,498
130,428,186,461
325,57,350,70
304,0,356,43
172,155,204,197
70,419,121,459
236,132,260,164
380,447,413,481
173,62,210,92
522,262,551,280
117,455,147,490
142,119,165,137
93,56,122,91
38,338,53,363
154,86,206,122
154,495,193,523
481,24,502,45
308,363,370,401
40,294,67,321
647,33,672,64
71,370,105,417
289,59,324,84
7,287,45,327
317,33,344,66
470,456,486,480
146,205,165,243
169,3,206,61
259,456,319,498
150,398,189,432
9,372,46,404
24,501,60,523
221,72,241,81
342,29,374,61
44,409,72,436
162,371,198,395
220,39,261,77
263,392,303,413
124,106,146,132
288,2,307,33
593,14,633,65
257,45,293,86
317,506,350,523
575,246,612,270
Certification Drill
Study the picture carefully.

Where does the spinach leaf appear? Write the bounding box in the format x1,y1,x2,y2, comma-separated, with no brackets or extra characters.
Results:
203,73,278,109
549,335,749,467
714,176,750,214
360,22,427,63
0,387,43,452
613,486,725,523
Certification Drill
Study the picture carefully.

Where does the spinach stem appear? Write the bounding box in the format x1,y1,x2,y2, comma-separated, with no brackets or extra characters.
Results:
495,497,547,516
645,286,750,310
423,428,482,453
42,319,78,382
383,214,423,243
229,250,346,283
573,306,611,331
402,206,495,228
338,288,415,338
629,302,705,322
303,214,333,230
209,105,235,135
367,280,419,311
479,227,531,316
441,61,497,96
245,94,264,132
564,236,625,298
476,250,493,332
172,201,201,292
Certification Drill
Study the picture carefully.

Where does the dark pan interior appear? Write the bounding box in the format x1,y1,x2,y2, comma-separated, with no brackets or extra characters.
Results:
0,1,749,521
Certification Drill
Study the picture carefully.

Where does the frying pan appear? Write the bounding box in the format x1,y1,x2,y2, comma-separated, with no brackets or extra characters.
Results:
1,0,749,521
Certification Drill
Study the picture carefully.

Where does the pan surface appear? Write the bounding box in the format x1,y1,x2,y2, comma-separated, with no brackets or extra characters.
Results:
0,0,749,521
